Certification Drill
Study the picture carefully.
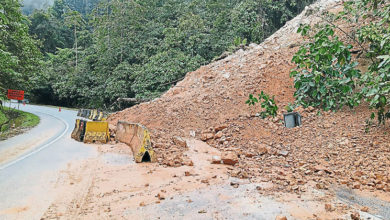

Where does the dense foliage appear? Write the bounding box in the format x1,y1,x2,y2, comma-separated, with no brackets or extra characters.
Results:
291,24,361,111
0,0,42,99
290,0,390,124
25,0,314,109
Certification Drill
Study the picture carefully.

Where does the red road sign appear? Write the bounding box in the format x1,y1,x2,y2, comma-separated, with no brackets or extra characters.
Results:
7,89,24,101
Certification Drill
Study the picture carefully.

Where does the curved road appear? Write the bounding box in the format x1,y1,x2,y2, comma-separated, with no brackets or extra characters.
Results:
0,103,97,220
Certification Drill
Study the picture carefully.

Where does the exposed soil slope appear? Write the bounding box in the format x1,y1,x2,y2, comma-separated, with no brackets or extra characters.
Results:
108,0,390,195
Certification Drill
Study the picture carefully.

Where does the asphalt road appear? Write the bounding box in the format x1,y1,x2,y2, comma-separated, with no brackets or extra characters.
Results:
0,103,97,220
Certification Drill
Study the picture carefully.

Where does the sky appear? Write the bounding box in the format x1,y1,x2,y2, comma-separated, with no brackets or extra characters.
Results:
22,0,54,14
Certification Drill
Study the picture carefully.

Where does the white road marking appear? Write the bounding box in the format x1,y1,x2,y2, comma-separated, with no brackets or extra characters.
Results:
0,112,70,171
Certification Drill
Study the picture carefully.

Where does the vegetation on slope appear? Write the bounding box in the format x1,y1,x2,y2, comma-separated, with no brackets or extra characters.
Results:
22,0,315,109
6,0,390,127
0,107,40,140
0,0,42,99
290,0,390,124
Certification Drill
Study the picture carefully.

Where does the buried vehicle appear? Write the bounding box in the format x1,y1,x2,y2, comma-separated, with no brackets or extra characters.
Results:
115,121,156,163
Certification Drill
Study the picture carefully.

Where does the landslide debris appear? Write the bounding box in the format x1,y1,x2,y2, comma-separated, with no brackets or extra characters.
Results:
108,0,390,194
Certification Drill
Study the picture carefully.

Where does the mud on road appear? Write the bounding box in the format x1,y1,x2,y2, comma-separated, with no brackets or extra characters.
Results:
39,139,388,220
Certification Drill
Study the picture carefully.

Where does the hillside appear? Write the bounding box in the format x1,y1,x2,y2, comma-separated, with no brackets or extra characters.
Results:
36,0,390,219
24,0,316,108
109,0,390,195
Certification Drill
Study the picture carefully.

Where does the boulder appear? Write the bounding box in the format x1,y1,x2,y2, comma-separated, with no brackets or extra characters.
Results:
211,155,222,164
201,133,214,141
221,152,238,166
215,125,228,132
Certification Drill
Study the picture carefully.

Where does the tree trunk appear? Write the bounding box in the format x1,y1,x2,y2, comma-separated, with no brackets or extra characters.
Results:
85,0,88,14
117,98,149,103
107,1,110,50
120,0,123,62
75,26,78,69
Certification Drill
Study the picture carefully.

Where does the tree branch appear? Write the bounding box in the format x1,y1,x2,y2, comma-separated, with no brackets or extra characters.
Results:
319,15,375,63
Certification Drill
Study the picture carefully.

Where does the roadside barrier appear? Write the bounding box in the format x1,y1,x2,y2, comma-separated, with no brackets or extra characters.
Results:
83,109,88,118
78,120,87,142
116,121,156,163
83,121,110,144
82,109,88,118
92,109,97,121
88,109,92,119
97,111,104,121
92,109,98,120
71,119,80,140
77,109,108,121
70,119,87,142
71,119,108,143
72,109,111,143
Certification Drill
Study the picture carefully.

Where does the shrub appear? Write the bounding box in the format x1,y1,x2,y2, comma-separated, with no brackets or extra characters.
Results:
290,24,361,111
246,91,278,118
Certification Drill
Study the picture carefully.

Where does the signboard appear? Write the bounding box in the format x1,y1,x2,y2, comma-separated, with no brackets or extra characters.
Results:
7,89,24,101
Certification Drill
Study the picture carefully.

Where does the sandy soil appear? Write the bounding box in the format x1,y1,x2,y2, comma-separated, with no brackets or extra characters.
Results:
41,140,227,218
39,138,388,219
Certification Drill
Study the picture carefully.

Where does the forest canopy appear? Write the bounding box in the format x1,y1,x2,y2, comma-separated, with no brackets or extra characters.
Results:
2,0,315,109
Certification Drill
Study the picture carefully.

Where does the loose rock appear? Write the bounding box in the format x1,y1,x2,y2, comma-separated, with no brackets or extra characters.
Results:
172,136,187,148
351,212,360,220
211,155,222,164
230,181,239,188
325,204,333,212
275,216,287,220
221,152,238,166
201,133,214,141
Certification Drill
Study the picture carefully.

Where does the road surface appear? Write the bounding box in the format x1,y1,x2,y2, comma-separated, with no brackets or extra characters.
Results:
0,103,97,220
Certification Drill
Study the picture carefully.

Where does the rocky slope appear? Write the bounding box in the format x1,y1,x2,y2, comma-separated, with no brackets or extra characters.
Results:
108,0,390,195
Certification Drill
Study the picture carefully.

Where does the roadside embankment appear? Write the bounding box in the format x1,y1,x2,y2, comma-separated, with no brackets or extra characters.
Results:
0,107,40,140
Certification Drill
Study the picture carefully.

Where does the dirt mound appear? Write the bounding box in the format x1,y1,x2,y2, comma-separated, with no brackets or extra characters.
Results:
108,0,390,194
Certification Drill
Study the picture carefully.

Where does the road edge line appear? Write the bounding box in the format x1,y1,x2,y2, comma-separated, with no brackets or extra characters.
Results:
0,113,69,171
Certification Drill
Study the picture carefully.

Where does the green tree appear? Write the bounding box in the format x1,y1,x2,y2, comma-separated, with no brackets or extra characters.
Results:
64,10,85,69
290,24,361,111
29,0,316,108
0,0,41,95
290,0,390,124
